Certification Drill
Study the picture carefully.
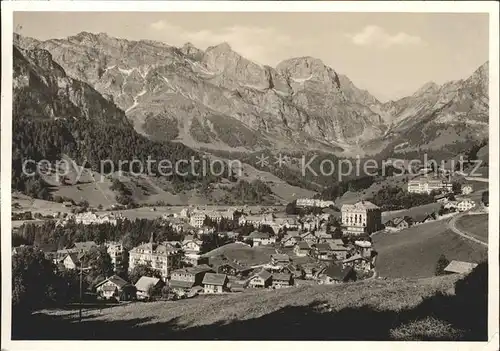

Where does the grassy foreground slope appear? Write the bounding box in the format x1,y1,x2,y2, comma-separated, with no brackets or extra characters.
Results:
373,219,488,278
455,213,489,243
14,265,487,341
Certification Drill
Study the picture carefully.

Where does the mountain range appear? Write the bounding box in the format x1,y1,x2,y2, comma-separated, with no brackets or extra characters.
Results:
13,32,489,157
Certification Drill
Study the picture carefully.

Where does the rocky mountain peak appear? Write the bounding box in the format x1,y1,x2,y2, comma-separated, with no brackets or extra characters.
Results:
13,32,40,50
13,44,128,125
180,42,204,59
209,42,232,53
12,32,488,156
413,81,440,96
276,56,329,78
71,31,100,42
466,61,488,90
276,56,343,93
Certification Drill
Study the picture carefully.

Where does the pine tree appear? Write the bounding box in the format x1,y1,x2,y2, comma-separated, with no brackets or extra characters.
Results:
435,254,450,276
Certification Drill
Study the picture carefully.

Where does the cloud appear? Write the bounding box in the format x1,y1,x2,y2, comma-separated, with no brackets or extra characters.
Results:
347,25,425,48
150,20,167,31
148,20,294,65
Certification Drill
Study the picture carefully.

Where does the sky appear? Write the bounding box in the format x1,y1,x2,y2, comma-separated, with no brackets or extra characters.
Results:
14,12,489,102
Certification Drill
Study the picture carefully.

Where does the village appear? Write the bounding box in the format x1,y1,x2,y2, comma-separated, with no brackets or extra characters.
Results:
12,169,486,304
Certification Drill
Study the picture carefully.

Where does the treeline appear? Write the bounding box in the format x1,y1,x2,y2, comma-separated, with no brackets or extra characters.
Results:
206,150,387,194
12,117,229,200
12,245,116,316
366,186,435,211
285,200,329,216
222,179,274,204
13,218,183,251
315,176,375,201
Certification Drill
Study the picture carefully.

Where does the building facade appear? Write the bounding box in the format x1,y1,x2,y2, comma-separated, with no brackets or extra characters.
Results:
407,177,453,194
296,198,335,208
181,237,204,266
341,201,382,235
105,242,124,272
190,213,207,228
128,236,181,280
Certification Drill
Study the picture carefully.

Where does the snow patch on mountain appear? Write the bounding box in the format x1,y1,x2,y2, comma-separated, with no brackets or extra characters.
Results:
126,88,147,113
291,75,313,83
118,67,135,75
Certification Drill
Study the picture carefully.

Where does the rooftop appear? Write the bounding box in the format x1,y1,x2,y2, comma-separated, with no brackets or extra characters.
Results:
73,241,97,251
248,231,271,239
216,261,250,272
322,264,354,281
202,273,228,286
95,275,130,289
271,253,290,261
273,273,292,281
295,241,311,250
256,269,272,281
314,243,332,252
341,201,380,211
169,280,195,289
342,254,369,264
135,276,161,292
354,240,372,248
444,260,478,274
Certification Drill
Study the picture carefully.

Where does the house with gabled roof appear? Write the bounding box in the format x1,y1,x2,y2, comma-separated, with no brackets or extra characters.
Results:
248,269,272,288
216,261,253,278
182,236,203,253
181,236,204,266
169,265,214,294
412,212,436,225
248,231,276,247
281,235,301,248
293,241,311,257
95,275,135,301
62,252,81,270
329,238,345,246
354,240,373,259
284,230,300,238
301,262,326,279
328,243,351,261
272,273,294,289
342,254,372,272
228,279,247,292
300,231,317,245
285,264,305,279
313,242,334,260
315,230,332,243
202,273,229,294
318,264,356,284
135,276,164,300
271,253,290,266
385,216,412,231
